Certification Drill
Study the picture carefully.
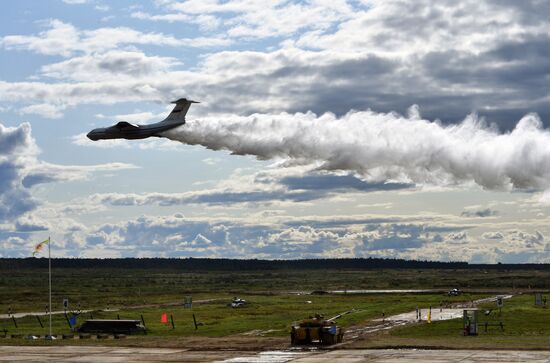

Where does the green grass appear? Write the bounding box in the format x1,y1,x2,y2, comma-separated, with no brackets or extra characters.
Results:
3,267,550,348
1,267,545,313
356,294,550,349
392,294,550,337
0,293,485,338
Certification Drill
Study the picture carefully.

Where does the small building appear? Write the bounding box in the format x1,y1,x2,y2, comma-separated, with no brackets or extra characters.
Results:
77,319,146,335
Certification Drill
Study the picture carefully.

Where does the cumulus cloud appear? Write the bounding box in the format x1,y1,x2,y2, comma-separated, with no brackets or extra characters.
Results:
3,1,550,124
19,103,66,119
134,0,356,39
0,19,229,57
483,232,504,240
15,214,50,232
0,121,136,221
17,213,462,259
40,51,182,82
126,1,550,127
4,1,550,263
0,122,39,220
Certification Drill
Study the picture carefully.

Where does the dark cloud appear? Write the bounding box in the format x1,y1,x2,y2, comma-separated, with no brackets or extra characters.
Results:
281,174,412,192
97,172,413,208
14,219,48,232
0,123,38,220
0,121,135,223
22,173,58,188
461,208,498,218
2,1,550,131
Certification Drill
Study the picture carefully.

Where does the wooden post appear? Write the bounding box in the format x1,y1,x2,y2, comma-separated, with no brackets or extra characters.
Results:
140,314,146,327
193,314,198,330
36,315,44,328
170,315,175,330
47,236,52,339
64,313,72,329
117,314,120,320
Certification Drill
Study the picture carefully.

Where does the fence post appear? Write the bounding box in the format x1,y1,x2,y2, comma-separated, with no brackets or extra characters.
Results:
64,313,72,329
36,315,44,328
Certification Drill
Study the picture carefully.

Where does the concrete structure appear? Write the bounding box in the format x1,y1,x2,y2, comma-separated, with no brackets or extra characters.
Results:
2,347,550,362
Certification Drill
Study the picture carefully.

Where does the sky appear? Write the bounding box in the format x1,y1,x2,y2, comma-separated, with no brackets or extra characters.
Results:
1,0,550,262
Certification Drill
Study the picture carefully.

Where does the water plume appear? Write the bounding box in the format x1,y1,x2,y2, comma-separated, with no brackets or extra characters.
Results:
163,107,550,192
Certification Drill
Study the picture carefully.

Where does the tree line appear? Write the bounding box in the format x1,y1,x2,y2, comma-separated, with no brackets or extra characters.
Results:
2,257,549,270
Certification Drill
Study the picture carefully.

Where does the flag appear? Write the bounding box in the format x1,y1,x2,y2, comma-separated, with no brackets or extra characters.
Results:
32,239,49,257
161,313,168,324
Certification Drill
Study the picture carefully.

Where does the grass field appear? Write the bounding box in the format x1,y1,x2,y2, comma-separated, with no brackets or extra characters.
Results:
2,266,550,349
1,292,484,338
360,294,550,349
2,267,549,313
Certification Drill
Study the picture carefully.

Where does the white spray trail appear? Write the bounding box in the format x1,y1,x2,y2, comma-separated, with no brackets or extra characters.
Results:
162,108,550,192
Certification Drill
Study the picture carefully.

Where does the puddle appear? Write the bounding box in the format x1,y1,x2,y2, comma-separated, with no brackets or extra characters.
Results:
219,351,310,363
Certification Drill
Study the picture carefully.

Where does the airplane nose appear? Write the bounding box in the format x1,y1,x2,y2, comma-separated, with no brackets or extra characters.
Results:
87,131,98,141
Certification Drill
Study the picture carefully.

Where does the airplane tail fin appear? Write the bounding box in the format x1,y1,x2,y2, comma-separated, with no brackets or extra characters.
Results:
162,98,199,123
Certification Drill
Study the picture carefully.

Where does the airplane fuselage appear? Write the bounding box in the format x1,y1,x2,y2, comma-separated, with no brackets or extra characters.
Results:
86,121,185,141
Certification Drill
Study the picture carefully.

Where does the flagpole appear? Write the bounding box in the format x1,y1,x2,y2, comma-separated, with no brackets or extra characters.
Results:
48,236,52,338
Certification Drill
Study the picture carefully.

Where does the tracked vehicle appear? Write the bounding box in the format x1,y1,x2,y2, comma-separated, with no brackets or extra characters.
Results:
290,313,345,345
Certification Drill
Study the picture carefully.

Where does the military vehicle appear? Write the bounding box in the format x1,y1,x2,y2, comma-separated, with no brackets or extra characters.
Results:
290,313,345,345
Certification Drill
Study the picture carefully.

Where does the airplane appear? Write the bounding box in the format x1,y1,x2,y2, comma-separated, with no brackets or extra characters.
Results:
86,98,198,141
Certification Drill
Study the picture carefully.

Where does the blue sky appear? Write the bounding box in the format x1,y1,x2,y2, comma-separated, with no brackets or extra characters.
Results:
2,0,550,262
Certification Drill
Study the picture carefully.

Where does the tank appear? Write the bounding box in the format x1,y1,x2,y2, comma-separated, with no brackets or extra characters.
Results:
290,314,344,345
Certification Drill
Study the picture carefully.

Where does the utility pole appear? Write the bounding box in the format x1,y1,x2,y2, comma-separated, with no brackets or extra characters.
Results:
48,236,52,338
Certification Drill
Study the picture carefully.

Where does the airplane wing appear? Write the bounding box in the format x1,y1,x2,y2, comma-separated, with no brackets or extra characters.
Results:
114,121,140,129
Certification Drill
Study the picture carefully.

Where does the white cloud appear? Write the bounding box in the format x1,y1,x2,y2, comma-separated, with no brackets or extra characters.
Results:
483,231,504,240
0,121,136,221
40,51,182,82
296,0,540,54
202,157,221,165
95,5,110,12
0,211,456,258
3,1,550,263
0,122,39,220
135,0,356,39
0,19,230,57
19,103,65,119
